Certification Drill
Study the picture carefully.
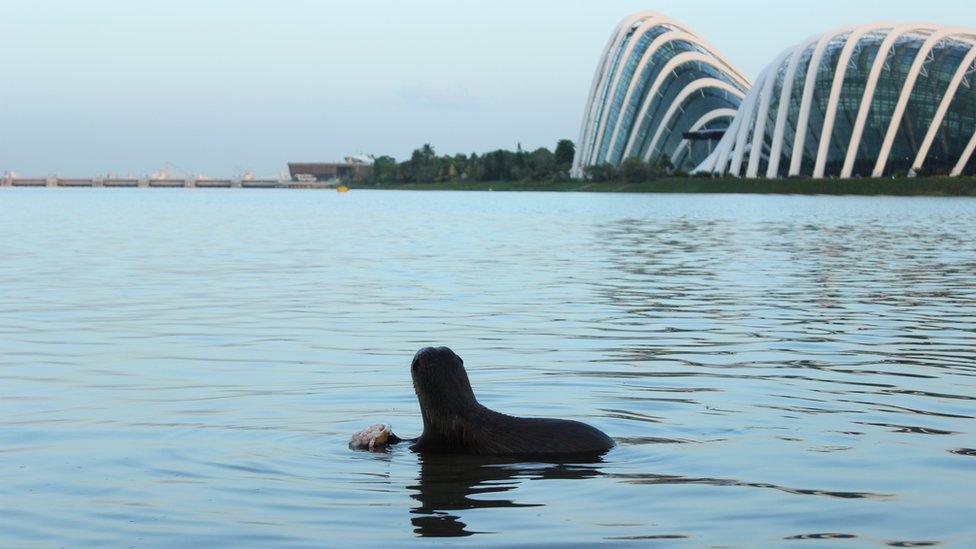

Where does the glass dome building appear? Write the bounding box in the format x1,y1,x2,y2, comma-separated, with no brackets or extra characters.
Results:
698,24,976,178
573,12,751,175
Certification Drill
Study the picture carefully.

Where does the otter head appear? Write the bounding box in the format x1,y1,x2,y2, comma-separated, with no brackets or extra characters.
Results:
411,347,478,429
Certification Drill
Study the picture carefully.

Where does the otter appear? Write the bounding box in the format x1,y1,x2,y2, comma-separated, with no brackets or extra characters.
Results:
352,347,614,456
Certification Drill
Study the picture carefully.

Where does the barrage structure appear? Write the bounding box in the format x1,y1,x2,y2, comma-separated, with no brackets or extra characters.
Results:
0,176,338,189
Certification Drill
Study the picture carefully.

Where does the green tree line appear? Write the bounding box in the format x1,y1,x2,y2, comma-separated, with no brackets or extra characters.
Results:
369,140,577,184
368,140,683,184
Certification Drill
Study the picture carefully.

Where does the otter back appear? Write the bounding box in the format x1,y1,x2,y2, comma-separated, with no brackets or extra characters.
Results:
412,408,615,456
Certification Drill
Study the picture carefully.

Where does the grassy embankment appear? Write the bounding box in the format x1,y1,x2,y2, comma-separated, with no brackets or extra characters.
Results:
348,177,976,196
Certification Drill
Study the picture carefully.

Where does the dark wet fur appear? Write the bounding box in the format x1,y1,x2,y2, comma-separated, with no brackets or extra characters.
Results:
401,347,614,456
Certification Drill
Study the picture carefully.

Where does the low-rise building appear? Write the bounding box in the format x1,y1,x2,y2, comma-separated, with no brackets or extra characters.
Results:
288,157,373,182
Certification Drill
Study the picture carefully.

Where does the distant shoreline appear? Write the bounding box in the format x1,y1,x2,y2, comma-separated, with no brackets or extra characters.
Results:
4,177,975,196
349,177,976,196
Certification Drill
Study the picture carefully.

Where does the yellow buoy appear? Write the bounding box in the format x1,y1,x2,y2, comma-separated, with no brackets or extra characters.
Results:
337,185,349,193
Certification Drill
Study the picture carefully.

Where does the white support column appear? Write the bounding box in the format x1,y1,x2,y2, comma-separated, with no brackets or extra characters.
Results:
574,11,706,173
574,20,625,174
813,24,893,178
873,28,969,177
603,30,705,163
951,130,976,176
840,24,935,178
621,53,738,159
729,68,771,176
643,80,742,162
728,100,758,176
588,19,664,166
746,49,795,178
692,149,720,174
715,110,746,175
767,35,821,178
574,11,749,174
671,108,737,168
912,43,976,172
575,13,651,170
789,26,856,177
700,113,742,175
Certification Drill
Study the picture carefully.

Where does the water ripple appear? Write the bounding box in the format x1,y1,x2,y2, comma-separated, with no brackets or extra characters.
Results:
1,190,975,546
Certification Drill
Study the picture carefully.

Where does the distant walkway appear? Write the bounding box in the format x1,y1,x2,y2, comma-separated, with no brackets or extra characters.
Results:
1,177,339,189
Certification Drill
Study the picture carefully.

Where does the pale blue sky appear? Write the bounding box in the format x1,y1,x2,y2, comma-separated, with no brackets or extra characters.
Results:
2,0,974,177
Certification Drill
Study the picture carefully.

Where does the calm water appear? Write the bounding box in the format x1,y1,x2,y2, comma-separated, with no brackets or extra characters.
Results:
1,189,975,547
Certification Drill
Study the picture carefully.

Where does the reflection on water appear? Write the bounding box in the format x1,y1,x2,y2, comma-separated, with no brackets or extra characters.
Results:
0,189,974,546
409,454,602,537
